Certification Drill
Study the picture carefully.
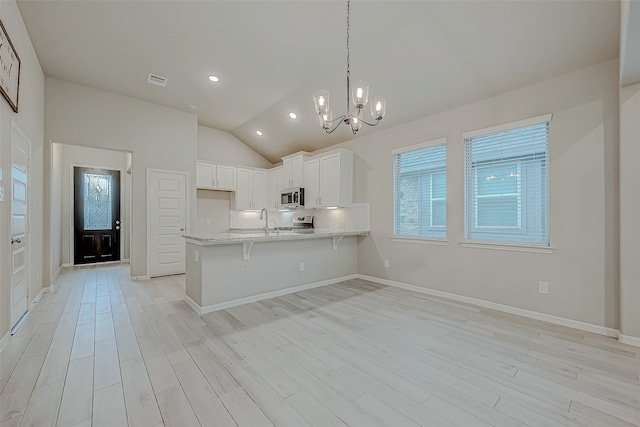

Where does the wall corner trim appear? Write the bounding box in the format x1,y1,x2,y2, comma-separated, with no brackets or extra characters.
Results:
51,265,64,284
619,334,640,348
0,331,10,352
357,274,620,339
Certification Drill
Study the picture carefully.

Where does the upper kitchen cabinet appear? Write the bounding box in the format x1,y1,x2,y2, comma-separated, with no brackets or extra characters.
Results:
268,168,281,210
196,161,236,191
235,168,268,210
304,149,353,208
280,152,310,191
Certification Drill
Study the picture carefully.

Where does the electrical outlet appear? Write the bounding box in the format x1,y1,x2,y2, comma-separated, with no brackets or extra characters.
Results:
384,259,390,268
206,218,211,224
300,263,305,272
194,250,199,262
0,186,4,202
538,281,549,294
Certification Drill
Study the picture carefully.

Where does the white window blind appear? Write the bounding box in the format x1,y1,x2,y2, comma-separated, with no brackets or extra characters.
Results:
393,141,446,238
464,116,550,245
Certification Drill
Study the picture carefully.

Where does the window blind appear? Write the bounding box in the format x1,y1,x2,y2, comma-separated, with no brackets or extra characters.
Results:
464,119,549,244
393,142,447,238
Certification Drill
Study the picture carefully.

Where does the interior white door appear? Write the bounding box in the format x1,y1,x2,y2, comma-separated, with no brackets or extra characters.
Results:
148,169,186,277
10,123,30,329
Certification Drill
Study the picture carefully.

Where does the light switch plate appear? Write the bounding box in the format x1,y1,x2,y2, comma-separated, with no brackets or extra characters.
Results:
0,186,4,202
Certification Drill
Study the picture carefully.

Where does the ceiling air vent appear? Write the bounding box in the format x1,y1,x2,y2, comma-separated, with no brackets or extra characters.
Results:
146,73,168,87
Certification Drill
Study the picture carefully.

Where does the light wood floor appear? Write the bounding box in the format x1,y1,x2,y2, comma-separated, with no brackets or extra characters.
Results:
1,264,639,427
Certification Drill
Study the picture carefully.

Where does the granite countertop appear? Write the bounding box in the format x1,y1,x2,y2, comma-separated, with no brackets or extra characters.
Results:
183,229,370,245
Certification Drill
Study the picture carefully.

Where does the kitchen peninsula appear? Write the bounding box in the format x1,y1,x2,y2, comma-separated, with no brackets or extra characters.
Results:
183,228,369,314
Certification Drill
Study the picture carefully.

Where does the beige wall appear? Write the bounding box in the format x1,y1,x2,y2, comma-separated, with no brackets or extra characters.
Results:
0,0,45,338
327,60,620,329
197,125,273,169
619,81,640,339
45,77,197,278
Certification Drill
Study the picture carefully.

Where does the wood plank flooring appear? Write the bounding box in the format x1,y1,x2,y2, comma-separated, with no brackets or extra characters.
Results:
1,264,639,426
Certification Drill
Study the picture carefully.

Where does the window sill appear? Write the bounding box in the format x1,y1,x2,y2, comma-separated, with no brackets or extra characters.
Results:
459,240,555,254
391,236,449,246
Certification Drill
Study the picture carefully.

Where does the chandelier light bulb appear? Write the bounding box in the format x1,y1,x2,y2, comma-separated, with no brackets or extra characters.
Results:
371,96,386,120
313,90,330,114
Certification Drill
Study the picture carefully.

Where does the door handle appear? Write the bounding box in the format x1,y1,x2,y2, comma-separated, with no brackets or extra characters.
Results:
11,237,22,244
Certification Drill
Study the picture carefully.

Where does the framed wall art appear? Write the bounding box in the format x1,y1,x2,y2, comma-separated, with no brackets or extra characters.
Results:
0,19,21,113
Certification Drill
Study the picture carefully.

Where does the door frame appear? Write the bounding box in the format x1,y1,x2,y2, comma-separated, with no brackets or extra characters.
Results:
10,120,31,327
146,168,189,278
69,162,126,266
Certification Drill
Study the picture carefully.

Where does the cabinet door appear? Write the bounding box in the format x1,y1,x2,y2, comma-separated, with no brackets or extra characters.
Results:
252,170,268,210
280,158,292,190
303,159,320,208
235,168,252,210
216,164,236,190
196,162,215,189
291,155,304,187
269,168,281,209
320,153,342,207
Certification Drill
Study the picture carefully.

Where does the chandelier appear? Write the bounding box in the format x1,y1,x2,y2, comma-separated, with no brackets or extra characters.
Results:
313,0,386,135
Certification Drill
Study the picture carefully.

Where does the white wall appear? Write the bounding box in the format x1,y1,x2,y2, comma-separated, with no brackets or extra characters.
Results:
50,142,63,279
327,60,620,330
197,125,273,168
619,81,640,340
196,189,232,234
45,77,197,278
57,144,131,265
0,0,45,338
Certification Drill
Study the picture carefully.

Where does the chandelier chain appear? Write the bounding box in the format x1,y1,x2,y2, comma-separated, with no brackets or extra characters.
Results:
346,0,351,115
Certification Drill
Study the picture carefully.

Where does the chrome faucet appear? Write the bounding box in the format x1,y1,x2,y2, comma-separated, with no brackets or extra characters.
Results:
260,208,269,235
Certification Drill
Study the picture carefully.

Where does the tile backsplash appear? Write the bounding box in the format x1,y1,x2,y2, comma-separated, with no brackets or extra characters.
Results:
230,203,370,231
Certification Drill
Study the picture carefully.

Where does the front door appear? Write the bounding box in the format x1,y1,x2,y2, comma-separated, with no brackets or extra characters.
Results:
74,167,121,265
148,169,186,277
10,122,30,330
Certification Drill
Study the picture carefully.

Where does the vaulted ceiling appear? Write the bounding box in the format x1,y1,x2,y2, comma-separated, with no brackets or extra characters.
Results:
18,1,620,163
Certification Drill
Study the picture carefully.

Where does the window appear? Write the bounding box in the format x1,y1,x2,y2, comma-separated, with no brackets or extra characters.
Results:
393,139,446,239
464,114,551,245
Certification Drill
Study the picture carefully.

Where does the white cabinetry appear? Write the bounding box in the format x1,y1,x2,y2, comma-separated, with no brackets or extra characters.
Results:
303,158,320,209
280,152,308,191
235,168,268,210
196,162,236,191
303,149,353,208
268,168,281,209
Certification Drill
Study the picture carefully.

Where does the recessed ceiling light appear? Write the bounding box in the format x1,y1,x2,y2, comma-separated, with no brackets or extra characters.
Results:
208,75,219,82
289,112,297,119
256,130,263,136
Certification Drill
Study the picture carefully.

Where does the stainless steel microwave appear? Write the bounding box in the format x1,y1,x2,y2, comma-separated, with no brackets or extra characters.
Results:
281,187,304,208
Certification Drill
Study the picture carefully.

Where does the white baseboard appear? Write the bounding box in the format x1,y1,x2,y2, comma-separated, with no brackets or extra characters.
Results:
187,274,359,315
62,263,72,268
30,286,53,310
358,274,620,339
51,265,64,284
131,276,149,281
0,331,10,352
619,334,640,348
